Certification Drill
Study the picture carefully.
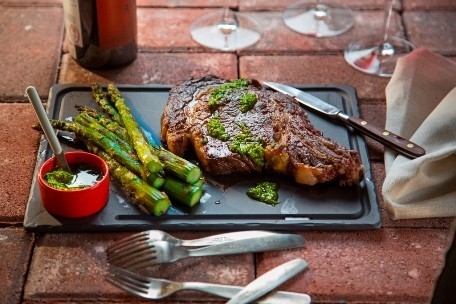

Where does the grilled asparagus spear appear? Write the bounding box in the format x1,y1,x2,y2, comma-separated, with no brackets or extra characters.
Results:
74,112,135,156
75,104,129,140
161,175,203,207
86,142,171,216
76,97,202,184
107,84,164,173
50,120,165,188
91,83,123,125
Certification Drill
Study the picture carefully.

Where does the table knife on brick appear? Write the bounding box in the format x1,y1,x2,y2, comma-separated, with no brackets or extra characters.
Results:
226,258,308,304
263,82,425,159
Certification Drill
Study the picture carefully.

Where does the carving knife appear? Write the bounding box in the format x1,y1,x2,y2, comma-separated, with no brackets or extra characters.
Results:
226,258,308,304
263,82,425,159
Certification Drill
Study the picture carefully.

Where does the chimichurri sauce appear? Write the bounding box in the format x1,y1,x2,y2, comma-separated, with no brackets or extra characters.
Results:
229,123,264,168
208,78,257,112
209,78,249,110
44,163,103,190
239,92,257,113
207,115,230,141
247,182,279,205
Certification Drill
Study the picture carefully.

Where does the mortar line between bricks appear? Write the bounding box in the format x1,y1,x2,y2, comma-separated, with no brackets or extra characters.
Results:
19,232,37,304
253,252,258,282
236,53,241,78
0,222,24,228
55,52,65,88
54,31,66,90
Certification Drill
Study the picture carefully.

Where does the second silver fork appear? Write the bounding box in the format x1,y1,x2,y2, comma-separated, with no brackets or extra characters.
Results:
107,266,311,304
108,233,305,270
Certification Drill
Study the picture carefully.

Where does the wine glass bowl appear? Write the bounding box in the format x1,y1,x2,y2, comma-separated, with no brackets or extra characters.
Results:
345,36,415,77
283,1,354,37
190,8,262,51
344,0,415,77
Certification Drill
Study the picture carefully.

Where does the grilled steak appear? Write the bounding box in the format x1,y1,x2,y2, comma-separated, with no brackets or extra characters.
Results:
161,75,364,186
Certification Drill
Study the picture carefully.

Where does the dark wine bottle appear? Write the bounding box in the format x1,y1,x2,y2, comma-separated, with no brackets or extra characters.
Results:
63,0,137,68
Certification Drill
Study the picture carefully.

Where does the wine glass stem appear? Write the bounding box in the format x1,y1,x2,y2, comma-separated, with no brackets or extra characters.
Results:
218,7,238,34
315,0,325,10
382,0,394,44
222,7,231,22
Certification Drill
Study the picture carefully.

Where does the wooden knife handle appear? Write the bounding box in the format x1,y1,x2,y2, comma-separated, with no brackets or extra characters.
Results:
346,116,426,158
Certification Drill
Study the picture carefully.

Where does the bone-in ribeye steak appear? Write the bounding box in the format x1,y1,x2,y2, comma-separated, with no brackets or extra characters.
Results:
161,75,364,186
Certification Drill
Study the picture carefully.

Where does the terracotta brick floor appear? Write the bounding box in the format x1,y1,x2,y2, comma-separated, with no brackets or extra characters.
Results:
0,1,455,303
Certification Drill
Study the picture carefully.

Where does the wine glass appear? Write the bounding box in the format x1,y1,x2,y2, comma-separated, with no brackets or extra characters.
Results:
283,0,354,37
344,0,415,77
190,7,262,51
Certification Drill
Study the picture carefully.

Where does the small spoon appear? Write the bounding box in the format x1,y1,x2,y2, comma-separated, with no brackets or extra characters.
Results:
26,86,71,172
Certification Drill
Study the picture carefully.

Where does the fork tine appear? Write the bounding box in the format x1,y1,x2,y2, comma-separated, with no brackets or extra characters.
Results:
109,267,150,290
107,235,148,254
125,258,161,271
107,276,135,294
107,238,147,257
111,250,159,269
107,231,147,248
110,266,149,285
107,244,157,266
106,232,149,254
107,275,150,298
107,238,147,256
113,252,162,271
107,241,156,261
107,267,172,300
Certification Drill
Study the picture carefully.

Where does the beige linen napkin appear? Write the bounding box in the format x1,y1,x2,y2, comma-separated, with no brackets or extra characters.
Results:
382,48,456,220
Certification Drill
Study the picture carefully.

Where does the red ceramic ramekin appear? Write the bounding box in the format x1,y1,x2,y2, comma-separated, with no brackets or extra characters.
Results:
38,151,110,218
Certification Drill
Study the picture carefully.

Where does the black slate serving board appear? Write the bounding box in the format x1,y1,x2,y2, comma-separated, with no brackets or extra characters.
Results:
24,84,381,232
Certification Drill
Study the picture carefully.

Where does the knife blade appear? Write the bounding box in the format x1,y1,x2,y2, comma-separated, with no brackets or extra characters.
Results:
226,258,308,304
263,82,425,159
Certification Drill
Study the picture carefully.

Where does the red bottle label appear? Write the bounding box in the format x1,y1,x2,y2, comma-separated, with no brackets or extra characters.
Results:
96,0,137,50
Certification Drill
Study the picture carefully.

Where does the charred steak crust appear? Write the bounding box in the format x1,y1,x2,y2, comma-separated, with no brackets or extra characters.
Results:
161,75,365,186
161,75,226,157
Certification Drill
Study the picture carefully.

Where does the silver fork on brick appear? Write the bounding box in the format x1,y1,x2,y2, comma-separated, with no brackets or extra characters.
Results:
106,230,285,256
107,233,305,271
107,266,311,304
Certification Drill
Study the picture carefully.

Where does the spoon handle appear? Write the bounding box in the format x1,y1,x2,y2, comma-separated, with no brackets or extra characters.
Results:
26,86,71,171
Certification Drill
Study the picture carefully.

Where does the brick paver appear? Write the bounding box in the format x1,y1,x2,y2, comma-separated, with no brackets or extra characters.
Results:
403,0,456,10
257,228,452,302
239,55,390,100
137,0,237,8
0,104,40,223
24,232,254,302
137,8,211,52
240,10,403,54
0,7,63,100
240,0,389,11
0,229,34,304
59,53,238,85
404,11,456,54
136,8,407,55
